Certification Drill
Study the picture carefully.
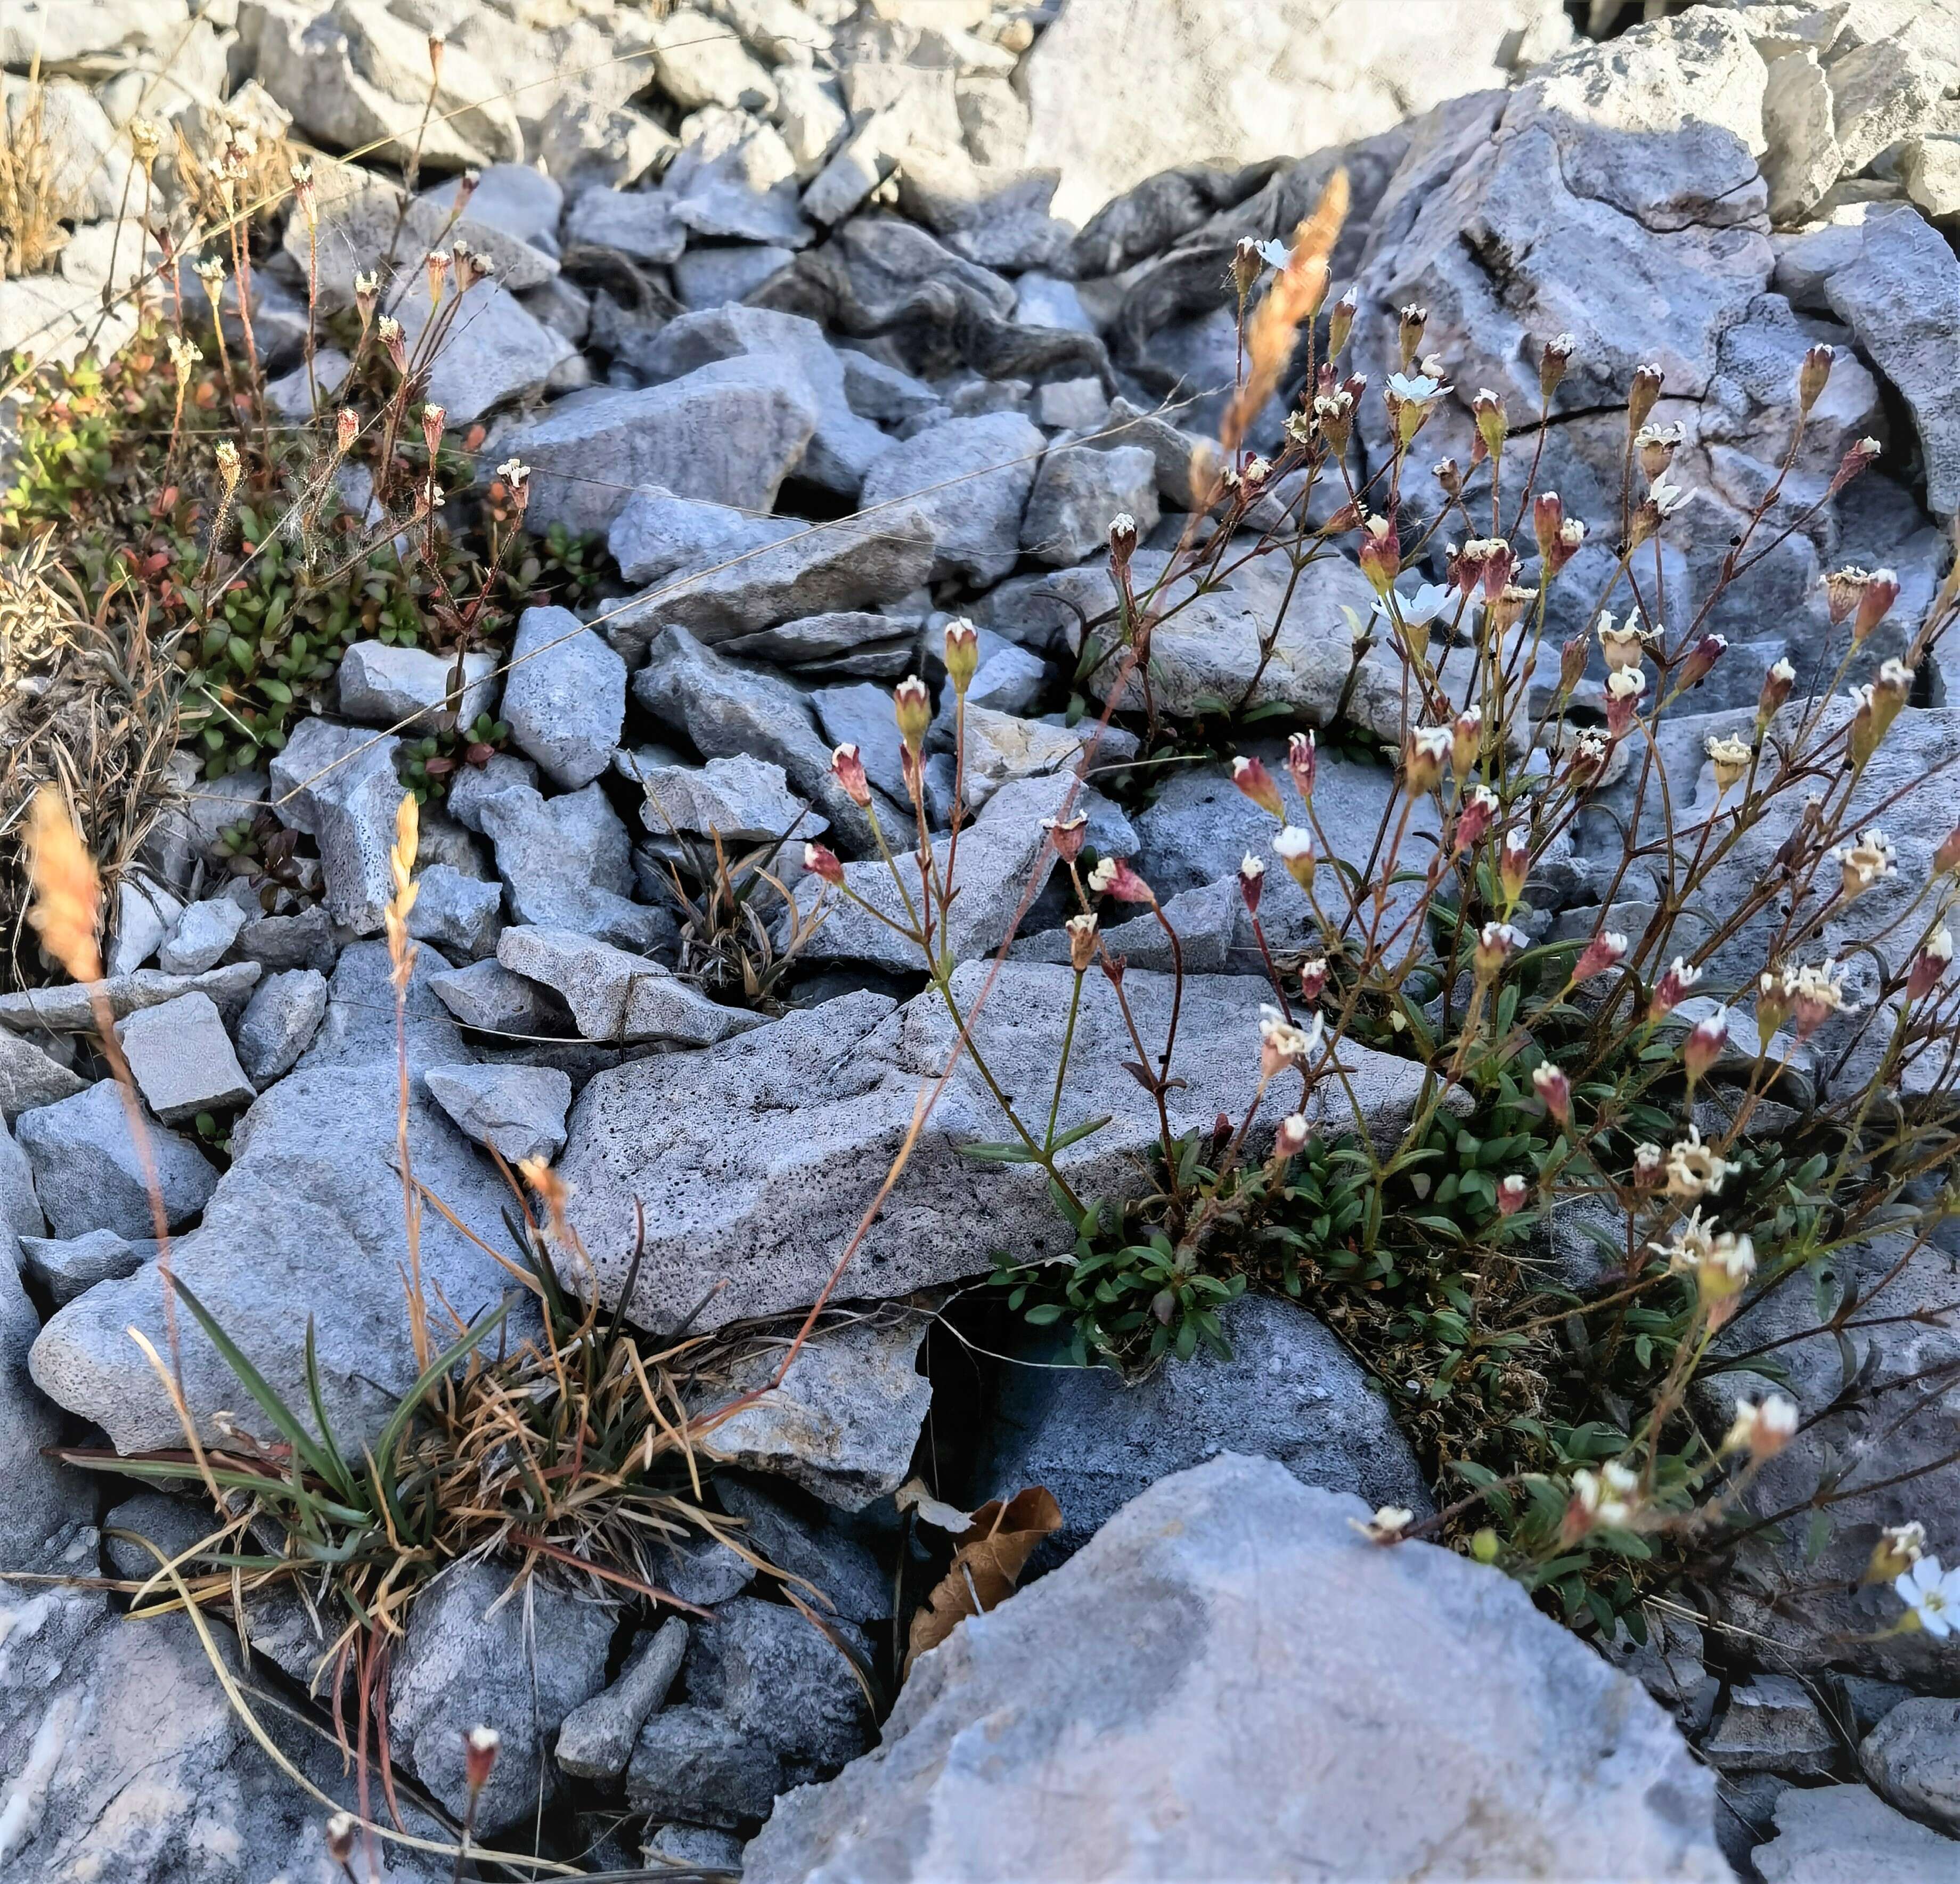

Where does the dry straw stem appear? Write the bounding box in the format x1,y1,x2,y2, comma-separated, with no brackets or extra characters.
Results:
1220,166,1348,459
0,75,77,279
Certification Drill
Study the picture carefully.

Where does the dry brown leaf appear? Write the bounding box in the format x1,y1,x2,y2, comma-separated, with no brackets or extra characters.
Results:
903,1485,1060,1677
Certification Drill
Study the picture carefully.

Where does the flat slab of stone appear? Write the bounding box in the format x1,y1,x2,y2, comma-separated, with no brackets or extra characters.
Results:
116,992,256,1124
558,963,1432,1334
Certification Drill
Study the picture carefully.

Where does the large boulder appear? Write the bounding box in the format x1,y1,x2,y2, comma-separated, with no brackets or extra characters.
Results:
744,1454,1727,1882
1022,0,1571,226
556,963,1434,1335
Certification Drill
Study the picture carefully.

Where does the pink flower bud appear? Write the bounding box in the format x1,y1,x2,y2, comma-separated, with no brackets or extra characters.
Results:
1499,829,1530,906
1852,569,1899,643
1108,511,1139,564
1758,657,1795,725
1404,726,1450,795
1532,490,1563,562
804,842,845,885
1238,852,1266,915
463,1724,500,1794
831,744,870,807
1531,1061,1571,1125
1453,786,1496,854
1632,1143,1664,1190
1497,1172,1530,1216
1937,825,1960,875
1678,632,1727,691
1908,927,1953,1001
336,407,358,456
1286,729,1316,802
1558,632,1589,694
1683,1007,1729,1084
1088,856,1154,904
1572,930,1627,983
1231,754,1285,819
1648,955,1701,1021
1474,920,1523,980
1274,1113,1309,1159
420,403,445,457
893,675,932,752
1298,956,1328,1004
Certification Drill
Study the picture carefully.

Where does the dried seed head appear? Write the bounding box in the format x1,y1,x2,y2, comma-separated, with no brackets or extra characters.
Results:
1396,303,1427,368
1432,455,1462,498
1824,564,1874,625
215,439,241,492
1327,285,1358,359
167,333,203,377
1635,421,1682,482
24,788,102,983
1705,732,1753,795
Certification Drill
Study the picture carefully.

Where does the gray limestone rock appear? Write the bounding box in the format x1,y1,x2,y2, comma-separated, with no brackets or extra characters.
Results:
0,1029,87,1122
156,896,248,975
701,1315,931,1511
405,863,504,961
973,1294,1433,1563
233,967,330,1085
1859,1697,1960,1834
856,411,1044,585
19,1227,146,1307
423,1061,573,1165
15,1081,217,1240
336,639,499,732
496,926,766,1047
1020,441,1159,566
715,1477,891,1625
478,782,672,953
743,1455,1727,1883
268,716,403,936
557,964,1433,1336
388,1558,614,1835
0,965,263,1036
554,1618,688,1781
1702,1675,1838,1778
428,957,572,1037
115,992,257,1125
1754,1782,1959,1882
501,606,628,790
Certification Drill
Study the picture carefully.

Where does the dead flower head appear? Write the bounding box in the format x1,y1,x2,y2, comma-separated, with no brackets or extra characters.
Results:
24,787,102,983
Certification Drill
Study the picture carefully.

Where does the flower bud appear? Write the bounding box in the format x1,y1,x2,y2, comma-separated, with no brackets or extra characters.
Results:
1824,565,1871,625
831,743,870,807
420,403,445,458
426,247,450,305
1907,927,1951,1002
1396,302,1427,369
1259,1007,1320,1080
1723,1393,1798,1459
353,270,378,325
1238,852,1267,914
1043,813,1088,863
1472,387,1507,460
1831,435,1880,491
1648,956,1701,1021
336,407,358,456
1541,332,1576,399
1433,456,1462,499
1849,679,1900,768
803,842,845,885
1757,656,1795,729
463,1724,500,1794
1866,1522,1926,1586
1231,754,1284,819
1451,708,1482,784
1108,511,1138,565
1088,856,1154,903
1357,513,1401,595
1403,725,1450,795
1558,632,1589,695
1230,236,1263,299
1799,342,1834,412
1678,632,1727,691
1852,568,1899,643
1550,516,1586,575
1636,421,1681,482
1573,929,1627,983
1498,828,1530,908
893,675,932,753
1272,826,1314,892
1936,823,1960,875
1327,286,1358,360
1632,1142,1664,1190
1297,956,1329,1004
1531,1060,1571,1125
378,314,407,374
1683,1007,1729,1086
1496,1173,1530,1216
1533,490,1563,562
428,32,445,79
1627,362,1664,433
326,1812,358,1865
1274,1113,1309,1159
1286,729,1316,803
1605,665,1648,737
1755,967,1793,1047
1453,785,1497,854
943,618,979,693
1066,911,1099,973
1474,919,1523,980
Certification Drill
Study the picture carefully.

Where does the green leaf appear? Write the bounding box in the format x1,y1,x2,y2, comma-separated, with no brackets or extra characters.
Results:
1048,1114,1113,1153
959,1139,1036,1165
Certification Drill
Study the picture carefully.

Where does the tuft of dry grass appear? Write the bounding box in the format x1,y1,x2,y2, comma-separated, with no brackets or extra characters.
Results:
0,536,188,986
0,78,76,279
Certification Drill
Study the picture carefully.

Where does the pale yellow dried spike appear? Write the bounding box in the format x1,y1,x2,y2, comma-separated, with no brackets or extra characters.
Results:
1222,168,1350,458
24,786,103,984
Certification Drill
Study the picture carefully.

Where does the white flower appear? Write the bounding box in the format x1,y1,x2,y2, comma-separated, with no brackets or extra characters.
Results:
1648,471,1693,516
1663,1127,1740,1202
1573,1461,1641,1528
1895,1555,1960,1639
1350,1504,1416,1544
1723,1393,1798,1458
1240,851,1266,881
1372,581,1451,629
1606,666,1648,702
495,456,530,487
1386,371,1450,405
1253,238,1291,269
